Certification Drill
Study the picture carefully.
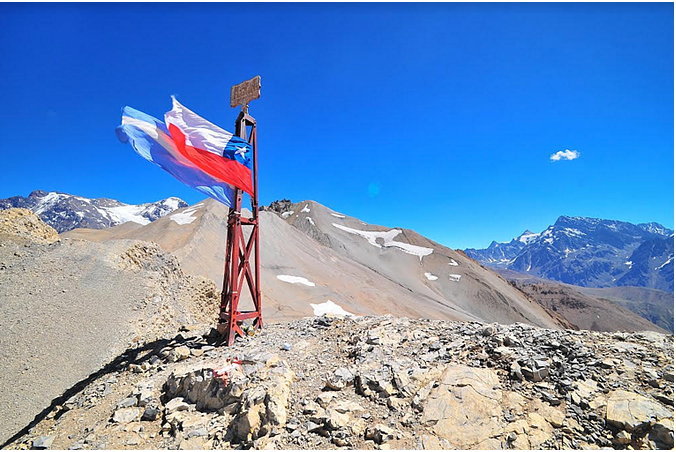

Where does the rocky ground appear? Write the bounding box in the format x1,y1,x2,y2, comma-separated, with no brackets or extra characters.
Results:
6,315,673,450
0,209,219,445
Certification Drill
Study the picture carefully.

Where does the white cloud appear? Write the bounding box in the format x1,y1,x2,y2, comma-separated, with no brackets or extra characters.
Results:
550,149,580,162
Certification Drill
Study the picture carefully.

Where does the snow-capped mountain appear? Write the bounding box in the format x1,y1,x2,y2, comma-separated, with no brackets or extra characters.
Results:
464,230,538,268
0,190,187,233
466,216,674,291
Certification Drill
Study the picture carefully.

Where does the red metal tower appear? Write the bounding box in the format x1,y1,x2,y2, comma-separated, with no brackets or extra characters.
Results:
218,76,263,345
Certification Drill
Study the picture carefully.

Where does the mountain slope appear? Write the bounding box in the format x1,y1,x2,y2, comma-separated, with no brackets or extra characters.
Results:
280,201,565,328
64,198,566,329
466,216,674,291
0,190,186,233
577,286,674,333
0,209,218,444
511,281,667,333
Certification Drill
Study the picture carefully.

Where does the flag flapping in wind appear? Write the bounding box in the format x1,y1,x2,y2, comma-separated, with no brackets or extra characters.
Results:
116,98,254,208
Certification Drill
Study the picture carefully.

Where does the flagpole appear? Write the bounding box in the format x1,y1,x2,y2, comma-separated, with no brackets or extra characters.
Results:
219,76,263,345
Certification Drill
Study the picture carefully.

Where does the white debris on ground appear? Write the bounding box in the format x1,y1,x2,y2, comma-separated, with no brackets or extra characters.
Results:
331,223,433,261
301,204,310,213
306,217,315,226
449,274,462,282
170,205,201,225
281,211,294,219
449,259,458,266
424,272,438,281
309,299,355,317
331,213,346,218
276,275,316,287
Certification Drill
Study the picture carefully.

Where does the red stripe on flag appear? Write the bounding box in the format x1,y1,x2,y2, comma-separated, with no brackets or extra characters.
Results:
168,124,253,195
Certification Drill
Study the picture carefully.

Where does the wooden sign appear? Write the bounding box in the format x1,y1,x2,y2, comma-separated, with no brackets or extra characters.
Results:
230,75,261,108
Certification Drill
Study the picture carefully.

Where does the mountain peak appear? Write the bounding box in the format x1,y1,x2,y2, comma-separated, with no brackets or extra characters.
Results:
517,230,539,244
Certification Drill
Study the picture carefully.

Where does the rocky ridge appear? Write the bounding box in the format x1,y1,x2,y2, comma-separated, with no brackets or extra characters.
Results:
7,315,673,450
0,208,59,244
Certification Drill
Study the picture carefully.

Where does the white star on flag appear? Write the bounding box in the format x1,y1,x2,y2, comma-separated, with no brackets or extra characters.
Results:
234,146,248,158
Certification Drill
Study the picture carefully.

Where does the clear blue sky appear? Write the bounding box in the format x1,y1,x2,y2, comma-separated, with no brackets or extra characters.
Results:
0,3,673,249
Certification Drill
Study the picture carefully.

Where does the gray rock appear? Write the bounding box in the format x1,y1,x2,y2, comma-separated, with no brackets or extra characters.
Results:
168,346,191,363
650,418,674,449
326,367,354,390
137,389,153,407
116,397,138,409
365,424,395,444
141,406,160,422
281,342,292,351
186,427,209,438
112,407,140,424
481,325,496,337
165,397,190,414
613,431,631,446
510,362,523,381
32,435,56,450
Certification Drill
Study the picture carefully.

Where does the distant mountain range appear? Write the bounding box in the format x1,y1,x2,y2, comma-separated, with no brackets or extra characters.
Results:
0,190,186,233
466,216,674,292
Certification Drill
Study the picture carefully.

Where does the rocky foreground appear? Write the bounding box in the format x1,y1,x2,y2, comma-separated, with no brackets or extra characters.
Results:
6,315,674,450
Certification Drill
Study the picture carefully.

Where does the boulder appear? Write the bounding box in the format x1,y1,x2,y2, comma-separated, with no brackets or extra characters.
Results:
421,364,503,448
605,390,673,432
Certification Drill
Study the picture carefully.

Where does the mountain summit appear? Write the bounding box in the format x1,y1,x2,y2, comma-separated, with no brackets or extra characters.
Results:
466,216,674,291
0,190,187,233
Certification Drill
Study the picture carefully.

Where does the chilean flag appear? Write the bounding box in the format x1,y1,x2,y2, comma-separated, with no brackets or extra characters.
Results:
116,98,253,208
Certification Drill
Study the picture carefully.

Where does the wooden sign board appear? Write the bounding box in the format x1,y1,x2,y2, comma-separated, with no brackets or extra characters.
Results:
230,75,261,108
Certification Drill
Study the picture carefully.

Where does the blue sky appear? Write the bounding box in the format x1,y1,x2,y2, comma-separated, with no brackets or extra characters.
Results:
0,3,673,249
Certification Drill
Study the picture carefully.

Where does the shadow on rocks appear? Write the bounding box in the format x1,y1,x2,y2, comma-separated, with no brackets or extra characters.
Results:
1,327,227,449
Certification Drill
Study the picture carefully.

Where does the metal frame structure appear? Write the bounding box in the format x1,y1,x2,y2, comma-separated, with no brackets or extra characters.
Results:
218,82,263,345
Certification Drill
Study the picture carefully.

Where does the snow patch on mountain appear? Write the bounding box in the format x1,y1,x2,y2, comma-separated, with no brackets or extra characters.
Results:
331,223,433,261
310,300,354,317
657,256,673,270
277,275,316,287
170,206,201,225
